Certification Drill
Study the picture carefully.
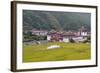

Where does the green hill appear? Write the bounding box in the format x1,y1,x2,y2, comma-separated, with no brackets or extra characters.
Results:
23,10,91,31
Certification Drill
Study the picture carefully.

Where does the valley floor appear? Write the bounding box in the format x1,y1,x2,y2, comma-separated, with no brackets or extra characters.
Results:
23,42,91,62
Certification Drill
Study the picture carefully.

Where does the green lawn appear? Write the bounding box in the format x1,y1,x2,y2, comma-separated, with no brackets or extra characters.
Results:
23,42,91,63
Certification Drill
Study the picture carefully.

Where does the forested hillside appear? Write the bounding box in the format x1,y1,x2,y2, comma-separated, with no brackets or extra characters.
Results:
23,10,91,31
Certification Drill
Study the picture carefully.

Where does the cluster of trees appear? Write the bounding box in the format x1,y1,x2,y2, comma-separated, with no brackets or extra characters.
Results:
23,10,91,32
82,36,91,43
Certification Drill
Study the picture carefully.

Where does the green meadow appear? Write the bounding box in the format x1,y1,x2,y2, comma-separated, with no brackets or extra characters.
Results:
23,42,91,63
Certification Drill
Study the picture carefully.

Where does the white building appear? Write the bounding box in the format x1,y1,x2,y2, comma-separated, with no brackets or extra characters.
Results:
63,37,69,42
31,29,48,36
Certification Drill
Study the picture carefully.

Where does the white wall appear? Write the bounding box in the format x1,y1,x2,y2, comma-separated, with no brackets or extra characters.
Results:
0,0,99,73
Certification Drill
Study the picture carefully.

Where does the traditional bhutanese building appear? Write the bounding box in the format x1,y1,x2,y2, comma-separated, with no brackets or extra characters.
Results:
31,29,48,36
47,27,90,42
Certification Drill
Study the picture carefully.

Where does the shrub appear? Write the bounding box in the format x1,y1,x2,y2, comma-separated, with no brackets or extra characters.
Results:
69,38,75,43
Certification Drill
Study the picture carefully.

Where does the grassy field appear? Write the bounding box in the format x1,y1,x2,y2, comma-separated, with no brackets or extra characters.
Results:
23,42,91,63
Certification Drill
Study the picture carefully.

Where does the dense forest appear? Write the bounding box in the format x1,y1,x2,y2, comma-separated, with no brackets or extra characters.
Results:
23,10,91,32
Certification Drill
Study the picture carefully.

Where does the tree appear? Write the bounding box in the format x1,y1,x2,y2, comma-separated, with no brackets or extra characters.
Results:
69,38,75,43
